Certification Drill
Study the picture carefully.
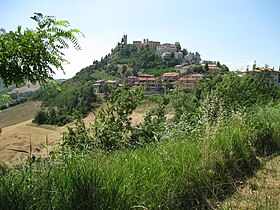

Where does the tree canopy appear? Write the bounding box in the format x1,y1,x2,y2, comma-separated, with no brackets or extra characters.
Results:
0,13,84,87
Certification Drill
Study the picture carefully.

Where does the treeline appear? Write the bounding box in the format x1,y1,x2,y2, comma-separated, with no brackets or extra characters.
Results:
33,81,98,126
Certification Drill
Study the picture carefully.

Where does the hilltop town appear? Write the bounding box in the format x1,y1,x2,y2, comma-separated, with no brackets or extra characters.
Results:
93,35,280,95
93,35,227,94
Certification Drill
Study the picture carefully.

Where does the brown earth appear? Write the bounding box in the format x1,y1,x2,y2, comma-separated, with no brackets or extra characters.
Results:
8,81,40,94
0,106,146,166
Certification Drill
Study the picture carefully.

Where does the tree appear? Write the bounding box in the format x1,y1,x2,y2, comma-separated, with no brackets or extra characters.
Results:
0,94,12,108
33,110,48,125
181,48,188,56
0,13,84,87
204,63,209,72
175,42,181,51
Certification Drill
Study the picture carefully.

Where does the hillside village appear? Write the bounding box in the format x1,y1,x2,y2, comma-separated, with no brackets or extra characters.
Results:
93,35,280,94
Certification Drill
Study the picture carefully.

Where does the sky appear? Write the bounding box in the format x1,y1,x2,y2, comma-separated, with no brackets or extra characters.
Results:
1,0,279,79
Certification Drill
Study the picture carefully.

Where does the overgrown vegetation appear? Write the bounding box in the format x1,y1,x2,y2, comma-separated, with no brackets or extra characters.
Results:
32,81,98,126
1,71,280,209
1,13,279,209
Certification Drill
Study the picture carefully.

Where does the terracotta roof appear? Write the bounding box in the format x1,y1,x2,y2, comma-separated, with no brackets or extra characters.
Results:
162,72,180,77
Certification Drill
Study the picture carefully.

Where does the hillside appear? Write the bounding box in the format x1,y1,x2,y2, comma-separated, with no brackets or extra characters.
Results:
0,100,151,165
0,101,41,128
32,40,215,126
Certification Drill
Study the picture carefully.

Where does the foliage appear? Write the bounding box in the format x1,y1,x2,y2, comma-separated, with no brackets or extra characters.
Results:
169,88,199,122
212,72,278,111
0,13,83,87
109,44,170,71
143,67,177,77
61,84,144,151
61,116,93,153
0,94,12,109
2,103,280,209
133,92,169,144
33,81,97,126
91,85,144,150
196,72,279,112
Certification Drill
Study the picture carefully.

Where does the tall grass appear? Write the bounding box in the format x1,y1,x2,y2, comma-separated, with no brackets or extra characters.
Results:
1,105,280,209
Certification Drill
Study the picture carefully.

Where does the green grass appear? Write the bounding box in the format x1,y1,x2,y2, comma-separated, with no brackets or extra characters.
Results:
0,101,41,128
0,105,280,209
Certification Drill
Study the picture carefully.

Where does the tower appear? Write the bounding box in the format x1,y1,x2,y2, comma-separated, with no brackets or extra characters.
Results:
122,34,127,45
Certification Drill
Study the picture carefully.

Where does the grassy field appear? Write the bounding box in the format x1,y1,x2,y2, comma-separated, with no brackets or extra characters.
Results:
220,155,280,209
0,101,41,128
0,104,279,209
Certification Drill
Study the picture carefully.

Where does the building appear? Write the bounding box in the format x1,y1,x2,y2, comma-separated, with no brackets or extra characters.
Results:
156,43,177,54
201,63,220,72
127,74,163,93
186,73,205,80
184,53,201,64
175,64,194,74
174,52,184,61
93,80,118,93
121,34,127,45
133,41,142,50
148,41,161,50
138,74,154,78
174,77,198,89
161,52,172,60
133,39,160,51
162,72,180,83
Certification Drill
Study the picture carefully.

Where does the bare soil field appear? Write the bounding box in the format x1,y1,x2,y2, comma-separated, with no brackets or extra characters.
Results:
8,81,40,94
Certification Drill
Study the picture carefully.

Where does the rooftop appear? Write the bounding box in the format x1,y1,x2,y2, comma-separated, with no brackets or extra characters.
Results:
162,72,180,77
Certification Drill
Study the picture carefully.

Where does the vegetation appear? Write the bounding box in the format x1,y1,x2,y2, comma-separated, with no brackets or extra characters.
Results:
1,101,280,209
0,13,83,87
33,81,98,126
0,13,279,209
0,101,41,128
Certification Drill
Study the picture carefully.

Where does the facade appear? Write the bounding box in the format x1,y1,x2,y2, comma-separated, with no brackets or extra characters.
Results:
174,77,198,89
162,72,180,83
133,39,161,51
201,63,220,72
127,74,163,93
186,73,205,80
156,43,177,54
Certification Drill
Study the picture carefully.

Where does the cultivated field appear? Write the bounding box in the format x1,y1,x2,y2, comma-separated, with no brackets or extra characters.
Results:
0,101,41,128
0,102,150,166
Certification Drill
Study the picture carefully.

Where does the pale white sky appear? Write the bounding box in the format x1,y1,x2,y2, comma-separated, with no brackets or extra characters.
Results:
1,0,279,79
